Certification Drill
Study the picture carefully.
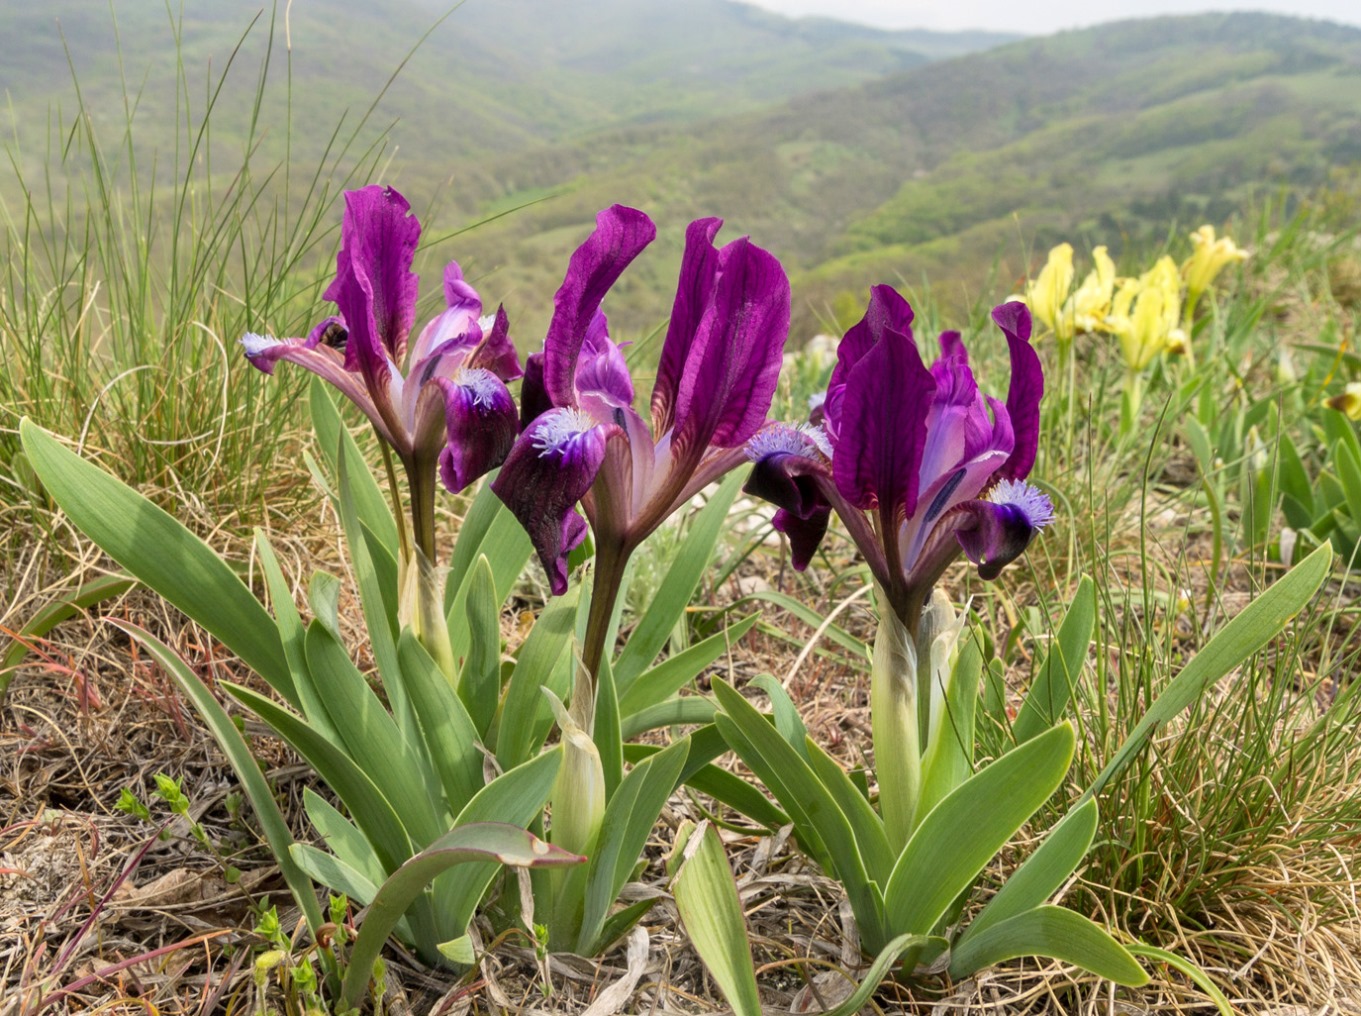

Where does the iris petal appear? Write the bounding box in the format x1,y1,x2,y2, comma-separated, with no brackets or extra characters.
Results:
955,479,1055,580
831,322,935,518
672,236,790,455
991,301,1044,481
652,217,722,435
825,285,914,442
492,409,614,595
467,305,523,382
575,310,635,407
435,370,519,493
773,507,831,571
743,424,831,523
543,205,656,408
325,185,421,373
240,331,397,448
410,261,482,365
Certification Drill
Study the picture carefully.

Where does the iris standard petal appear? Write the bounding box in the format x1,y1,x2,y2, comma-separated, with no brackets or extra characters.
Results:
672,237,790,455
831,323,935,518
324,186,421,372
990,302,1044,481
652,217,722,435
543,205,656,408
469,305,524,382
824,285,914,441
435,369,519,493
409,261,483,365
492,408,615,595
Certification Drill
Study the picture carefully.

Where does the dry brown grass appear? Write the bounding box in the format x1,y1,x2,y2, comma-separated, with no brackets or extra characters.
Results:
3,411,1361,1013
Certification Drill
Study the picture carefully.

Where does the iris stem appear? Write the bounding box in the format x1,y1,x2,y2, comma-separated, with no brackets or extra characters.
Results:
405,453,439,566
580,540,628,700
403,454,458,680
379,440,412,565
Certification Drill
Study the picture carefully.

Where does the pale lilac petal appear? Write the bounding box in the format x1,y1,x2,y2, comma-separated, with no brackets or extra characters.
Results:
652,217,722,435
435,370,519,493
900,442,1009,577
927,331,994,463
578,394,654,523
409,261,483,366
239,332,397,448
543,206,655,408
991,301,1044,480
492,408,613,596
575,310,634,407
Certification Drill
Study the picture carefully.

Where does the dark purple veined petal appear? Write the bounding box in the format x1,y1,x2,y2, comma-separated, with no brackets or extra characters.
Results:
652,217,722,436
519,352,552,428
824,286,914,442
831,321,935,519
434,370,520,493
671,236,790,456
543,206,655,409
773,506,831,571
744,424,834,571
468,305,523,382
990,301,1044,480
492,408,616,595
954,478,1055,580
742,423,832,522
324,186,421,373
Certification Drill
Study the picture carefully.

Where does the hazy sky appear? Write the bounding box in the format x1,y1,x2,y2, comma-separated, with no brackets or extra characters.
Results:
745,0,1361,34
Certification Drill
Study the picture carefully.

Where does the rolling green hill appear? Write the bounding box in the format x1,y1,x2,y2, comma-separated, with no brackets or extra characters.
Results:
438,12,1361,342
4,4,1355,356
0,0,1013,165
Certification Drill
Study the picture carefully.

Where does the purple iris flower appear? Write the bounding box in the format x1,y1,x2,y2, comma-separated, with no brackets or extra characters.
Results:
492,205,789,639
746,286,1052,628
241,186,521,517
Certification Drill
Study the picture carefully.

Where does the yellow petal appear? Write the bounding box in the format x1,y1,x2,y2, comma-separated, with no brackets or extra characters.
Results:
1025,243,1075,338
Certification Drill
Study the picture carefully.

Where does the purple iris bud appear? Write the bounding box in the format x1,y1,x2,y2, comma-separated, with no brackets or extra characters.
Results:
493,205,791,595
744,289,1050,626
240,185,522,491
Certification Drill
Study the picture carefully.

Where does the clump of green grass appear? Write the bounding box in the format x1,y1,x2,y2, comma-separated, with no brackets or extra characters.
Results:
997,187,1361,1006
0,3,396,537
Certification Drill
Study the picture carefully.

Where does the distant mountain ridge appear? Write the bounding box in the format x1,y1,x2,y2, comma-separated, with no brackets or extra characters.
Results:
0,0,1016,158
4,4,1356,347
434,11,1361,338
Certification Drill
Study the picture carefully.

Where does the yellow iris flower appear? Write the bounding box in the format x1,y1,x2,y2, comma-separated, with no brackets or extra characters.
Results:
1183,225,1249,309
1025,243,1075,343
1107,256,1187,371
1068,245,1116,334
